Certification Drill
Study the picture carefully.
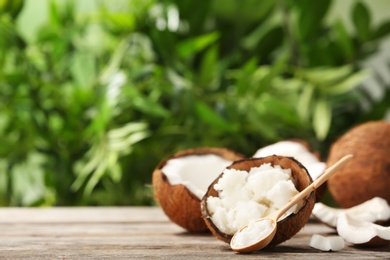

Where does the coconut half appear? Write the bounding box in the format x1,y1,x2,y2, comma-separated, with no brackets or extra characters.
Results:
313,197,390,228
337,213,390,247
201,155,315,248
253,140,326,200
152,147,244,232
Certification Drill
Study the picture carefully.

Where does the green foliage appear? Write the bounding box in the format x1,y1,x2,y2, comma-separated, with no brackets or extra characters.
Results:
0,0,389,206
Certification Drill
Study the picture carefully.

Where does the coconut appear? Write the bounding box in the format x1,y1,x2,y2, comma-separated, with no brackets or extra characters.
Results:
312,197,390,247
309,234,345,251
327,121,390,208
337,213,390,247
152,147,244,232
253,140,327,200
312,197,390,228
201,155,315,247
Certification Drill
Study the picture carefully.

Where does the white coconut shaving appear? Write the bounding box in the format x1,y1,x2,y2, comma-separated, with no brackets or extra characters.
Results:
253,141,326,180
337,213,390,245
206,163,300,235
313,197,390,228
161,154,233,199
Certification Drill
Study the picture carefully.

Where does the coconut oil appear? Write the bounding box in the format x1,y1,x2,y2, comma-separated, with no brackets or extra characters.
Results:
233,219,275,247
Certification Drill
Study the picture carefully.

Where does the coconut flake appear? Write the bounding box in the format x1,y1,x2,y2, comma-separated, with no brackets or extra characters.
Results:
309,234,345,251
313,197,390,228
253,141,326,180
337,213,390,245
206,163,300,235
161,154,233,199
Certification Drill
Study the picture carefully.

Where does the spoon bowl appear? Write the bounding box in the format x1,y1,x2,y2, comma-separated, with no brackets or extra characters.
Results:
230,154,353,253
230,218,277,253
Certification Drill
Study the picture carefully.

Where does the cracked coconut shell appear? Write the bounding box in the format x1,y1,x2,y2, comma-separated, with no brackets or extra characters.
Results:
327,121,390,208
201,155,315,247
152,147,244,232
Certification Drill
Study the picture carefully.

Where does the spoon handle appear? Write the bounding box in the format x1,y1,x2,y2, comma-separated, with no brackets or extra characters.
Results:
275,154,353,220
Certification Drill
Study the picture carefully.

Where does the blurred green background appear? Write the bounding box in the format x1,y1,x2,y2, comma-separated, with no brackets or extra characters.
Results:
1,0,389,206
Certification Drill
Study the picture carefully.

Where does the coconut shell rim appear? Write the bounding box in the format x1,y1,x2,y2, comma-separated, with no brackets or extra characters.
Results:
201,155,316,245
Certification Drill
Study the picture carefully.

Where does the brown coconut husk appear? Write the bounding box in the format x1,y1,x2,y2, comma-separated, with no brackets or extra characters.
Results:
355,236,390,248
152,147,244,232
327,121,390,208
201,155,315,247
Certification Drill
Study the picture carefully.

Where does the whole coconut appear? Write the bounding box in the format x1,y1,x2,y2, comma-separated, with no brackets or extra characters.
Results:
327,121,390,208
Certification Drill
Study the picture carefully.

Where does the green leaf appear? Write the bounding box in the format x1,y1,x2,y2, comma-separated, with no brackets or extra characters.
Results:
254,26,284,58
100,39,129,83
83,156,108,196
48,0,61,26
360,87,390,121
0,15,20,48
231,58,259,95
70,52,96,88
212,0,275,22
126,87,170,118
247,110,279,141
199,44,218,89
373,20,390,40
241,17,278,51
297,83,314,121
177,32,220,60
272,77,304,91
73,120,149,196
300,66,353,84
10,153,49,206
257,94,302,127
0,160,8,198
109,131,150,152
325,70,369,95
102,12,135,33
352,1,371,41
313,98,331,140
195,101,235,132
298,0,331,38
107,122,148,140
334,20,354,58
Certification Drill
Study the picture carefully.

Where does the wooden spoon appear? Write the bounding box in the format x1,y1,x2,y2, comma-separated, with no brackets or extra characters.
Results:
230,154,353,253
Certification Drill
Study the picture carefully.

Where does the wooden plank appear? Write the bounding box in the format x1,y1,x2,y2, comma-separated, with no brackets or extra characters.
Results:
0,207,168,223
0,207,388,259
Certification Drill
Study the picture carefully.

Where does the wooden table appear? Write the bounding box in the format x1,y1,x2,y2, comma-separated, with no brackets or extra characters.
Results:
0,207,388,259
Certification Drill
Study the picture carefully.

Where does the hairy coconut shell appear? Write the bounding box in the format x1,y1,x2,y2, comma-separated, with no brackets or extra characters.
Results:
327,121,390,208
358,236,390,247
201,155,315,247
152,147,244,232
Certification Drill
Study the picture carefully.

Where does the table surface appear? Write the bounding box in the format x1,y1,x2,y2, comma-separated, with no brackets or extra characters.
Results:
0,207,388,259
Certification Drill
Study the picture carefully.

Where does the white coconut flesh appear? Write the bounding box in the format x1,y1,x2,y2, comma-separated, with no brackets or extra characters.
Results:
161,154,234,200
309,234,345,251
206,163,303,235
337,213,390,245
253,141,326,180
313,197,390,228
